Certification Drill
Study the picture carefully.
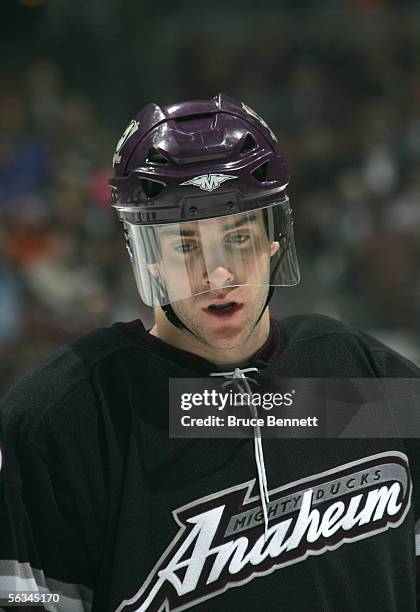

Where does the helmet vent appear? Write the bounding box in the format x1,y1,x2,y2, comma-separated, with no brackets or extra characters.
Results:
175,113,214,123
252,161,269,182
140,178,165,198
240,133,257,154
147,148,169,164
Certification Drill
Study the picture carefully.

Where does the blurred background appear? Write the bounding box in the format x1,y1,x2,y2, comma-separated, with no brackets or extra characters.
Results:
1,0,419,395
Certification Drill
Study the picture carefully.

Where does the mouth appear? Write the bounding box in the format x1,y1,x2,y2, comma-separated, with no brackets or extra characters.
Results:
203,301,244,319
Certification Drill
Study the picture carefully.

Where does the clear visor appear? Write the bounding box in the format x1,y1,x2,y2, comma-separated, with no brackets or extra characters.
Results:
124,199,300,307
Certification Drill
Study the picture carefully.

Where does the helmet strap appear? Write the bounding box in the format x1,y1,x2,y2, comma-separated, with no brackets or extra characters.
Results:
161,303,191,332
255,285,274,327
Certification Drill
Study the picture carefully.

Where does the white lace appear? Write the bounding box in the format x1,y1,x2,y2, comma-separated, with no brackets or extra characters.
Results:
210,367,270,538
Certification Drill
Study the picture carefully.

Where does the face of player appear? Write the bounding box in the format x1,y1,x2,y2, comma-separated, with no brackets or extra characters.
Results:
155,210,279,350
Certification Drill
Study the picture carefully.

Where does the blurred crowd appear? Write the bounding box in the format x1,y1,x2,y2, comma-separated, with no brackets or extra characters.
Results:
1,2,420,393
0,61,140,390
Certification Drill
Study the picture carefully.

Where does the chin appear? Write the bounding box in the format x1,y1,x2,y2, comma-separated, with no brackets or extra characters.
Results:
200,324,253,349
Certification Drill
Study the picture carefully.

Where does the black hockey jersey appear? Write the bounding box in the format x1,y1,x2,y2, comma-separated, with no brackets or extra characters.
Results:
0,314,419,611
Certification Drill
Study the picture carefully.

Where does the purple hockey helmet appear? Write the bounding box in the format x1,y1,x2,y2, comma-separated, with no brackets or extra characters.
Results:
109,93,299,308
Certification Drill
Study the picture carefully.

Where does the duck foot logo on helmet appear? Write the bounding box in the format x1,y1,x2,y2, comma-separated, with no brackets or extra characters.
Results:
180,174,238,192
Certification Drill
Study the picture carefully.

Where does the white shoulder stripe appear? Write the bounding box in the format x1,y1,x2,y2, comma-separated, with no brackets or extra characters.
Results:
0,560,92,611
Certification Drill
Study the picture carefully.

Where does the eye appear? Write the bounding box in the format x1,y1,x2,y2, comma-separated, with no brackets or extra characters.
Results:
226,233,250,245
174,242,197,253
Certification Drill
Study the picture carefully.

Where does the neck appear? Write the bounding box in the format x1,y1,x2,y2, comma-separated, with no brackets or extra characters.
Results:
149,308,271,368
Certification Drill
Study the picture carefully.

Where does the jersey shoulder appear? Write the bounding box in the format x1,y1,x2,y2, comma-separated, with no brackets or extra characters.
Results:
0,324,143,445
279,313,356,341
277,313,420,377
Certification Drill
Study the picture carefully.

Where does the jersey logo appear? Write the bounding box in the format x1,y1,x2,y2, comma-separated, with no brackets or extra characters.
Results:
115,452,411,612
113,119,140,167
180,174,237,192
242,102,278,142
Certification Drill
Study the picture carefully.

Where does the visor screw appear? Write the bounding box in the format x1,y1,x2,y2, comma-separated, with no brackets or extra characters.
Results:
227,201,236,210
189,206,198,215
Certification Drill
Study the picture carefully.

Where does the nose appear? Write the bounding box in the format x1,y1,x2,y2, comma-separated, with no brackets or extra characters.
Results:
205,266,234,288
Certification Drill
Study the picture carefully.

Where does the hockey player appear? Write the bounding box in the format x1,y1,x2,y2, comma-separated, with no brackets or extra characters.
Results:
0,94,419,611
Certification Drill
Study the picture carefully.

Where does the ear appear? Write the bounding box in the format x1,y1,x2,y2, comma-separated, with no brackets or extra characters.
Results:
270,241,280,257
